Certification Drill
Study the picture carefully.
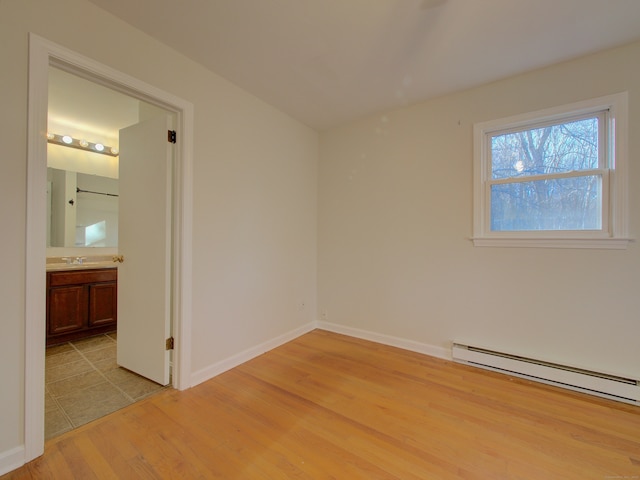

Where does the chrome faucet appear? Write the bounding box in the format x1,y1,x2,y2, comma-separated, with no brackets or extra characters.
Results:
74,256,86,265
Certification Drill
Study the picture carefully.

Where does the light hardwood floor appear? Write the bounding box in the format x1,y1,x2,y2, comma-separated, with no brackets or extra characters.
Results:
5,330,640,479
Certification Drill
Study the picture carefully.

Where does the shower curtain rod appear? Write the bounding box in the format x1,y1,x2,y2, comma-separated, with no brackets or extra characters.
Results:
76,187,119,197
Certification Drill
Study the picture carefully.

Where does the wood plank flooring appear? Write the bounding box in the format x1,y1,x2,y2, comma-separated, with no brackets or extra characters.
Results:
5,329,640,479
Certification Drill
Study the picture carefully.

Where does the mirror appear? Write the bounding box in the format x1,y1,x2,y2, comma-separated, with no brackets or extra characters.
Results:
47,167,119,247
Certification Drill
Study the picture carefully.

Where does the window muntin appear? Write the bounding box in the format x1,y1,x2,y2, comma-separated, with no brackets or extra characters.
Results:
473,93,628,248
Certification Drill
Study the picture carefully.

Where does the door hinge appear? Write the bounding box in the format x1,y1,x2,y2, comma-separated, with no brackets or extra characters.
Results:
168,130,177,144
165,336,175,350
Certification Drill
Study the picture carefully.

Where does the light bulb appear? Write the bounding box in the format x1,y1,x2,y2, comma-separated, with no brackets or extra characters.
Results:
110,147,119,155
62,135,73,144
79,139,89,148
94,143,104,152
46,132,55,140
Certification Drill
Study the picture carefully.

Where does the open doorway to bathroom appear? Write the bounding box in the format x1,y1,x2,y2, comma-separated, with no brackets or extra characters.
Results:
44,66,171,439
26,35,193,462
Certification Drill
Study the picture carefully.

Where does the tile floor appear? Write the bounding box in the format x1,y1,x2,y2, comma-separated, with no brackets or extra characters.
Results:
45,333,166,440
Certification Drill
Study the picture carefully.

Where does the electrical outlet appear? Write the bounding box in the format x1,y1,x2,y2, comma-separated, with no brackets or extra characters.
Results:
321,310,328,320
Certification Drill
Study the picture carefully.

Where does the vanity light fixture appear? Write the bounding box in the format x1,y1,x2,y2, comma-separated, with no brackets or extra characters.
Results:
47,133,119,157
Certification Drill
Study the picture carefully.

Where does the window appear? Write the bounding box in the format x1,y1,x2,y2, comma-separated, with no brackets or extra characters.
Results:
473,93,628,249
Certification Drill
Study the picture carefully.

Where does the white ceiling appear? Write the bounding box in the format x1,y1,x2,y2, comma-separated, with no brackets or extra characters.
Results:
84,0,640,130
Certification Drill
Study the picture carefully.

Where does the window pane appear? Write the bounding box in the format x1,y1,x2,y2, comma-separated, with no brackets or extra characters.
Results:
491,117,599,180
491,176,602,231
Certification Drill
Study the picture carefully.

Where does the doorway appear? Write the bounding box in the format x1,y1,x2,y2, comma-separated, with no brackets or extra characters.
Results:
44,66,173,439
26,34,193,462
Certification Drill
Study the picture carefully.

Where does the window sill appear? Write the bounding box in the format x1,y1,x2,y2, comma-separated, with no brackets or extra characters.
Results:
471,237,632,249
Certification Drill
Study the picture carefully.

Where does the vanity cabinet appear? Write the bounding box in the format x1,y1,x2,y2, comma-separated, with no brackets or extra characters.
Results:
46,268,117,346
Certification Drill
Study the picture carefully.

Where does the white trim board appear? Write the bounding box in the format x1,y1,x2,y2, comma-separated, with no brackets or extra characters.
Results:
316,322,451,361
190,322,316,387
25,34,194,465
191,321,451,387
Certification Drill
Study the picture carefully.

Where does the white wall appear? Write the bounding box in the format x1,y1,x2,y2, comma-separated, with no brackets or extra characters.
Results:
318,40,640,380
0,0,317,468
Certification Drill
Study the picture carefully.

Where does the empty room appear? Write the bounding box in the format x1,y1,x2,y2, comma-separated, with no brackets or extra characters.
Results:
1,0,639,478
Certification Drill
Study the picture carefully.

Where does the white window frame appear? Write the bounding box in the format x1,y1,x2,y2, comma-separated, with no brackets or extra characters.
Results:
472,93,629,249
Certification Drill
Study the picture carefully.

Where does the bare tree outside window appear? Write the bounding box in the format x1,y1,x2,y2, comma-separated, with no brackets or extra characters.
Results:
489,117,602,231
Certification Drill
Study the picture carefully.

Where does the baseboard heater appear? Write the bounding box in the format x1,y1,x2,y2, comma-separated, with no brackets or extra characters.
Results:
451,343,640,405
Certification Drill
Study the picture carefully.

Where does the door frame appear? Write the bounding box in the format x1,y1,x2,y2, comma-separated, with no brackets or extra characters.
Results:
25,34,193,461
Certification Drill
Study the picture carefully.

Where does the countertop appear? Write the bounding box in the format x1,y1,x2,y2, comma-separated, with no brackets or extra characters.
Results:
46,255,120,272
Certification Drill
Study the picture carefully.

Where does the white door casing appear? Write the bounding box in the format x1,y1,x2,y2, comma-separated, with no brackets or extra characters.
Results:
26,34,193,464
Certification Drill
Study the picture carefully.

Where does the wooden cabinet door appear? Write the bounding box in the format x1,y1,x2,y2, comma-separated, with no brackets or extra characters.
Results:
46,269,118,345
88,282,117,327
48,285,88,335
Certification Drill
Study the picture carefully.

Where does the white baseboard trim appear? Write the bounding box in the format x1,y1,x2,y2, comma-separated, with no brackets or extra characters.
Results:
316,321,451,361
190,320,451,388
190,322,316,387
0,446,25,476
